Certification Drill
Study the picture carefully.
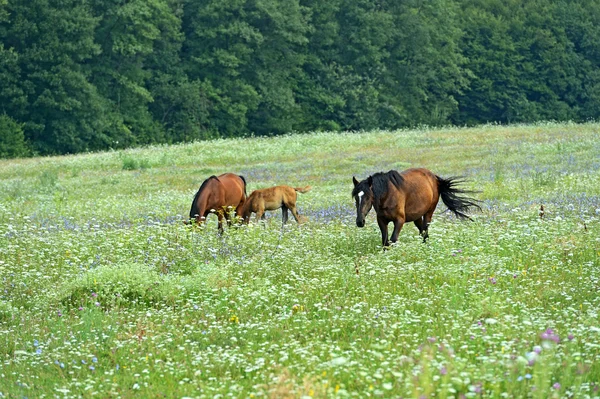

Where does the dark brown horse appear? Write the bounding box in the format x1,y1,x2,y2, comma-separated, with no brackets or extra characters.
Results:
238,185,311,225
188,173,247,232
352,168,480,248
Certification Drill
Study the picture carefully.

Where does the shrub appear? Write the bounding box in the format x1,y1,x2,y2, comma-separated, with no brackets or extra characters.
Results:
121,155,140,170
57,263,177,309
0,114,29,158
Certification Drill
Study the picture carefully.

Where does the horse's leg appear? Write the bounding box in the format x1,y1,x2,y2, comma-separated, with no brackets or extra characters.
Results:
217,211,225,234
414,217,427,243
281,205,289,225
421,210,435,242
377,217,390,248
390,219,405,244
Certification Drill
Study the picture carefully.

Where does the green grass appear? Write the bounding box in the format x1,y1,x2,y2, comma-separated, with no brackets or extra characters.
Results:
0,122,599,398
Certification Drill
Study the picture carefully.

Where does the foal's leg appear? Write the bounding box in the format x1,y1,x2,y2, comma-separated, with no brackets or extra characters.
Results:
255,208,265,224
287,203,302,223
281,205,289,225
377,217,390,248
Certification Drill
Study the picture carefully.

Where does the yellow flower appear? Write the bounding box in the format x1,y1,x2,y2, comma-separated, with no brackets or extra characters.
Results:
335,384,340,393
229,315,239,324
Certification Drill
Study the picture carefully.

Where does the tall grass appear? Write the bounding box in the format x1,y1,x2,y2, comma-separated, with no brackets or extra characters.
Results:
0,122,599,398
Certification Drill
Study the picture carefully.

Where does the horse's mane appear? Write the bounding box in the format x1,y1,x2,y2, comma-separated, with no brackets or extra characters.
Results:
353,170,404,199
371,170,404,199
189,175,219,218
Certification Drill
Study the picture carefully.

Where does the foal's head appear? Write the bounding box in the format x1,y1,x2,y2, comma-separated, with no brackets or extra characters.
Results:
352,176,374,228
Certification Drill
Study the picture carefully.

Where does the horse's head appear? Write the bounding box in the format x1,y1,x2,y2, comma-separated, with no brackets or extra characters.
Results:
352,176,374,228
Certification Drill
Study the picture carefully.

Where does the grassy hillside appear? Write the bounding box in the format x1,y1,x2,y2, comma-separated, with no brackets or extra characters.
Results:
1,122,599,398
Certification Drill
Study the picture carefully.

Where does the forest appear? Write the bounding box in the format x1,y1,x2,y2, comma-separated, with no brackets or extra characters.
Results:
1,0,599,157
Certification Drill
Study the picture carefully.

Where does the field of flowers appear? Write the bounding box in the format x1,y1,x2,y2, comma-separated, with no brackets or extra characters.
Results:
1,122,599,398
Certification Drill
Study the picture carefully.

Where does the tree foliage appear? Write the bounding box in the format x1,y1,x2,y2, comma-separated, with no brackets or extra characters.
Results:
0,0,599,157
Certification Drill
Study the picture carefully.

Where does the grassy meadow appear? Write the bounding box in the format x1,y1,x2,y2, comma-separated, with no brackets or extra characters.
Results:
1,122,599,398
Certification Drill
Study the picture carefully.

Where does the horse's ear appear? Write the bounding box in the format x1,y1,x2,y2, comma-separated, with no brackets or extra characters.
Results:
352,176,359,187
367,176,373,187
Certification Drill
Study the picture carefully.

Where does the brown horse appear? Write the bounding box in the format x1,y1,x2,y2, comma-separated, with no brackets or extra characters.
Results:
188,173,247,232
239,185,311,225
352,168,480,248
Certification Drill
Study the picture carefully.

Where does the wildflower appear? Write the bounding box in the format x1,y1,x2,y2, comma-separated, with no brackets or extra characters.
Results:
291,304,304,314
78,307,84,311
91,292,97,298
525,374,532,379
428,337,436,343
568,334,574,341
35,349,42,355
533,346,542,354
33,340,38,347
229,315,239,324
57,310,62,317
92,357,98,363
540,328,560,343
89,366,95,371
553,382,561,390
440,366,448,375
95,302,100,307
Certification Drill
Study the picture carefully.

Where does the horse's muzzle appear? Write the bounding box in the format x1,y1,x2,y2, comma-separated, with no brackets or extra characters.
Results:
356,219,365,228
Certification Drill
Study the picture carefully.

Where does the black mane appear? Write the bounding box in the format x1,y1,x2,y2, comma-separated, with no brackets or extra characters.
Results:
352,170,404,199
189,175,219,218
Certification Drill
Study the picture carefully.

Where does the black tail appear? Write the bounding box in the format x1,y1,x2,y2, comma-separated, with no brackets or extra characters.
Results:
239,175,247,196
436,176,481,220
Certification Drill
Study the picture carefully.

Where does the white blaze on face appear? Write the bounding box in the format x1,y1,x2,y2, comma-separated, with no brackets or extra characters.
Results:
357,191,364,207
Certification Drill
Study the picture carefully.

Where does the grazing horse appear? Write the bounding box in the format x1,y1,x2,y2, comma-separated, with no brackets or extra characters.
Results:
188,173,247,232
239,185,311,225
352,168,480,248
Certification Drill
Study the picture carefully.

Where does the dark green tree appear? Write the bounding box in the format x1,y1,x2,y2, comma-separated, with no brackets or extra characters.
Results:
0,114,29,158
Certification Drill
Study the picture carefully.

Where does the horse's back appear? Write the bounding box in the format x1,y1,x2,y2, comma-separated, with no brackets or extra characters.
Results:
397,168,439,220
216,173,246,206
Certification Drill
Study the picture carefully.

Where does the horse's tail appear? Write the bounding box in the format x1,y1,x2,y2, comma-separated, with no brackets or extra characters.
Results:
189,175,219,219
436,176,481,220
294,185,312,194
238,175,248,196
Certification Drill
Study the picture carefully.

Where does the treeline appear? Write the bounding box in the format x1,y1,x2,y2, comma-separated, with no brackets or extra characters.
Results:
1,0,599,158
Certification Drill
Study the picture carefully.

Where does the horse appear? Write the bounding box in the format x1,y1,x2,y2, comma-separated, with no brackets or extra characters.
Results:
238,185,311,225
187,173,247,232
352,168,480,248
